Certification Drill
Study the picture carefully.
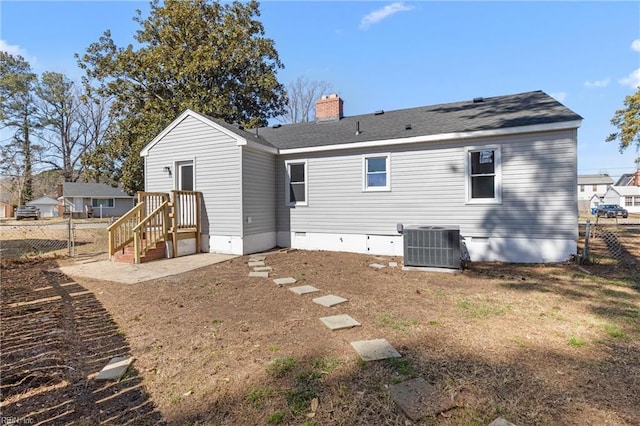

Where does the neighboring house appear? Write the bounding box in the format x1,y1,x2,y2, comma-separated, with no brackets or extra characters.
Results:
0,192,13,218
577,174,612,202
614,168,640,186
27,196,59,218
141,90,582,263
603,186,640,213
59,183,135,218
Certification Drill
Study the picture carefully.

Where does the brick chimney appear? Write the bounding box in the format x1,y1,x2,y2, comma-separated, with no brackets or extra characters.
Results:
635,168,640,186
315,94,343,122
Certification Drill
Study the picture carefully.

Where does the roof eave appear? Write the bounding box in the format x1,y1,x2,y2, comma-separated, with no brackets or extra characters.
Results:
278,119,582,155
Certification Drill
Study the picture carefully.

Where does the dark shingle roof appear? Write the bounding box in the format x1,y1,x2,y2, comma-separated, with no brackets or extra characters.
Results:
62,183,133,198
254,90,582,150
577,174,613,185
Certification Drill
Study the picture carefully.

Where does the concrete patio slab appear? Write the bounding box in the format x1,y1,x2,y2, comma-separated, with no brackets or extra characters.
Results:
58,253,236,284
350,338,401,361
389,377,456,421
273,277,297,286
289,285,320,295
388,261,398,268
313,295,348,307
369,263,386,269
320,314,361,330
248,261,265,267
249,271,269,278
95,356,134,381
253,266,272,272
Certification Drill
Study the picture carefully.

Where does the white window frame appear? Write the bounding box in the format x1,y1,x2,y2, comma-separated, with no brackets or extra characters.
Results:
91,198,115,208
175,159,195,191
465,146,502,204
285,159,308,207
363,154,391,192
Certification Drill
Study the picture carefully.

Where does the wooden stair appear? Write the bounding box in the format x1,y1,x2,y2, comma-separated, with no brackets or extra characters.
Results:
112,240,167,264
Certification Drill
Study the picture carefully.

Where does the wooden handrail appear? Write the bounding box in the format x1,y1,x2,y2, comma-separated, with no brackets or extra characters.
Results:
107,203,145,256
132,201,169,263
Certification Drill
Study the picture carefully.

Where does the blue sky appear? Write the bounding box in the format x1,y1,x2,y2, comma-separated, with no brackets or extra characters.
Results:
1,1,639,180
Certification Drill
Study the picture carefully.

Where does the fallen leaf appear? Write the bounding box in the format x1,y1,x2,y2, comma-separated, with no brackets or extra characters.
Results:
310,397,319,412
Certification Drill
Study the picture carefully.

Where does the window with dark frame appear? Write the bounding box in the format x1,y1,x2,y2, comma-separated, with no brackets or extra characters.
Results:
469,149,496,199
287,162,306,205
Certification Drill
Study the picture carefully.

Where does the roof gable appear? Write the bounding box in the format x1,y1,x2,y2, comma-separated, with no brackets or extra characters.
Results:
27,196,59,205
609,186,640,196
62,183,133,198
140,109,275,157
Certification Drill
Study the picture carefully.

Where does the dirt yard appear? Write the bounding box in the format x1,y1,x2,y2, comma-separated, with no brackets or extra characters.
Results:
1,248,639,425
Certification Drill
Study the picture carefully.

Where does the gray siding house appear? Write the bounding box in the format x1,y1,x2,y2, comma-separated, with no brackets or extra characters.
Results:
141,90,582,263
59,182,135,218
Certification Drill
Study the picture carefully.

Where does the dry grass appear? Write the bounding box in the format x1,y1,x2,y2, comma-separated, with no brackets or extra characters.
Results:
2,227,639,425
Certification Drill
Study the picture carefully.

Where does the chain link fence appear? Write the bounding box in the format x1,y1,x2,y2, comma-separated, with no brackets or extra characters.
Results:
0,218,112,261
579,220,640,267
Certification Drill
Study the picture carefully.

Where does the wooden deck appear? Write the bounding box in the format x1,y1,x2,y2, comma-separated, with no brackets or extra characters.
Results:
107,191,202,264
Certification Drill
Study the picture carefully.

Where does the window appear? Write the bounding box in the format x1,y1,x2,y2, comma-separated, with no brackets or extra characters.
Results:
92,198,114,208
363,154,390,191
579,185,584,192
285,160,307,206
625,197,633,207
635,196,640,207
467,147,501,203
592,184,598,192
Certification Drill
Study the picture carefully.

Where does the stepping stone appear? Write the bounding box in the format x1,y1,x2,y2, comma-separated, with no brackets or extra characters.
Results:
95,356,134,381
389,377,456,421
289,285,320,295
273,277,297,286
350,339,401,361
320,314,361,330
249,271,269,278
253,266,272,272
488,417,517,426
313,295,348,307
388,261,398,268
248,261,265,267
249,255,266,262
369,263,386,269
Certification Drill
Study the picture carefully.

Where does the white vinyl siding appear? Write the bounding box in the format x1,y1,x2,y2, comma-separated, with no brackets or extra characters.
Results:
242,147,276,236
277,129,577,241
144,115,242,236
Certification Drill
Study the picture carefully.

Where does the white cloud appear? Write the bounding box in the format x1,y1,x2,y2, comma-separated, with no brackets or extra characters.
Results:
550,92,567,102
584,78,610,88
359,2,414,30
619,68,640,89
631,39,640,52
0,40,27,56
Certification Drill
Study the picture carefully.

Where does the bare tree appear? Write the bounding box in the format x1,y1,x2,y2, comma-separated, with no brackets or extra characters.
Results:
281,76,332,123
35,72,112,182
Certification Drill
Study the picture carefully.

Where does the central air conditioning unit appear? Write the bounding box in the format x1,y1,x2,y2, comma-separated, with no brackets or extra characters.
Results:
403,226,461,269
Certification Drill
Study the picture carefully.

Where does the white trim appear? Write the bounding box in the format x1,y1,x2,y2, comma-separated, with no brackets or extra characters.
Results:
289,231,404,256
464,236,576,263
362,153,391,192
284,159,308,207
239,149,244,239
140,109,247,156
279,120,582,155
245,138,279,154
175,159,195,191
465,145,502,204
